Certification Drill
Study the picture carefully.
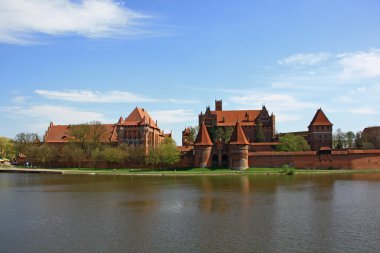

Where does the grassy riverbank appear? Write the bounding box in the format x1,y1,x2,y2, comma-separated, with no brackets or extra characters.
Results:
3,165,380,176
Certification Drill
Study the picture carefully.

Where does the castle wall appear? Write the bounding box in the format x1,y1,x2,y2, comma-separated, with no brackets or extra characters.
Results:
248,150,380,170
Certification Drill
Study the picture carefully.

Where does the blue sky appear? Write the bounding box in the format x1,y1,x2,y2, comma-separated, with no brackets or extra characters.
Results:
1,0,380,143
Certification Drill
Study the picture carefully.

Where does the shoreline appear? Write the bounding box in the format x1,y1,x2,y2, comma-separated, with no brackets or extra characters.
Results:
2,166,380,176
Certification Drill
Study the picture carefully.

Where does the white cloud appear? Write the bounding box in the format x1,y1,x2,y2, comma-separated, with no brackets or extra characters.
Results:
339,49,380,79
11,95,28,104
276,113,302,123
168,99,200,104
230,93,315,112
2,104,107,124
348,107,377,115
0,0,149,44
35,89,157,103
278,52,330,66
339,83,380,102
150,109,195,124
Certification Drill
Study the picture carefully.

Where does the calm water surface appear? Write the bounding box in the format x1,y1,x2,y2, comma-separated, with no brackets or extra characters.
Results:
1,172,380,253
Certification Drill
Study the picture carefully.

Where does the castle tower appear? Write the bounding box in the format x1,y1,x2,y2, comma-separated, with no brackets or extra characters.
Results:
308,108,333,151
228,121,249,170
194,121,213,168
215,100,222,111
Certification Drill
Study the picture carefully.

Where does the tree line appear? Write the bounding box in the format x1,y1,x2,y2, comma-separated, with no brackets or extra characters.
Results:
333,129,378,149
11,121,180,168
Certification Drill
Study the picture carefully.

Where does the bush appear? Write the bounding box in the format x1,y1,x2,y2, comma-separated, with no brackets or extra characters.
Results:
281,164,295,175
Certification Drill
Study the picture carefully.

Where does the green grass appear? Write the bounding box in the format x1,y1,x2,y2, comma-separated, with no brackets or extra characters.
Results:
5,166,380,176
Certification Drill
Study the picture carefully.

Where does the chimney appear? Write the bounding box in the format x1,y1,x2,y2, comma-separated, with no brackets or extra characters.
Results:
215,100,222,111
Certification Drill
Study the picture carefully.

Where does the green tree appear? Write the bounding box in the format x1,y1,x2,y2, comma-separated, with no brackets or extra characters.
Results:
160,138,180,165
102,147,127,164
146,138,179,168
277,134,310,151
209,126,233,143
345,131,355,149
68,124,90,155
0,137,15,159
34,144,54,167
186,126,198,144
333,128,345,149
355,131,363,149
60,144,85,168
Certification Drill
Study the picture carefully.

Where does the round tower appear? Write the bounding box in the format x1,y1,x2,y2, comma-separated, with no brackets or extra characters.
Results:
194,121,213,168
228,121,249,170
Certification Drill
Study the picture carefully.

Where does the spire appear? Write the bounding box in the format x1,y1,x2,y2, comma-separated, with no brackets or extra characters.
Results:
194,122,213,146
228,121,249,145
117,116,123,124
309,108,333,127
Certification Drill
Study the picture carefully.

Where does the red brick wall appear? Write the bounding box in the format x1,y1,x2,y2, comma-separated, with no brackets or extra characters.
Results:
249,150,380,169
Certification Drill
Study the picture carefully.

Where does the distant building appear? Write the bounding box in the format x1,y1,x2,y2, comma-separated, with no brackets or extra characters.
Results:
307,108,333,151
44,107,170,154
180,101,334,170
362,126,380,149
281,108,333,152
186,100,278,170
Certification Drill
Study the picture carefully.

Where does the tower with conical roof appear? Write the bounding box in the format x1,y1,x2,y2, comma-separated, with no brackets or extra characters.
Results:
194,121,213,168
228,121,249,170
308,108,333,151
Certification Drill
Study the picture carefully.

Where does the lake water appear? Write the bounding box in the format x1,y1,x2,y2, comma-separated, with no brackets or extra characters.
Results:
1,172,380,253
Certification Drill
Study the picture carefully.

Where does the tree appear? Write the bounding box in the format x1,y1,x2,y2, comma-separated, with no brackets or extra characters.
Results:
160,138,180,165
333,128,345,149
120,144,145,163
355,131,363,149
186,126,198,144
254,124,265,142
34,144,54,167
14,133,39,155
146,138,180,168
60,144,85,168
345,131,355,149
87,121,107,153
277,134,310,151
209,126,233,143
102,147,127,164
0,137,15,159
68,124,90,155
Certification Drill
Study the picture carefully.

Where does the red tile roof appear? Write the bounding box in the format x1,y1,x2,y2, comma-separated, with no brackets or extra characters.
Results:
228,121,249,145
194,122,213,146
44,124,117,143
212,110,261,127
309,109,332,126
118,107,158,128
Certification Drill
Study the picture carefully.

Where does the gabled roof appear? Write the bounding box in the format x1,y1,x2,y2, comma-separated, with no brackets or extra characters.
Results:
228,121,249,145
309,108,332,127
119,107,158,128
212,110,261,127
194,122,213,146
44,124,117,143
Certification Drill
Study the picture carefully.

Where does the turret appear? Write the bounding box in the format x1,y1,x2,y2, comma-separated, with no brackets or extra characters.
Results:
308,108,333,151
194,122,213,168
215,100,222,111
228,121,249,170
